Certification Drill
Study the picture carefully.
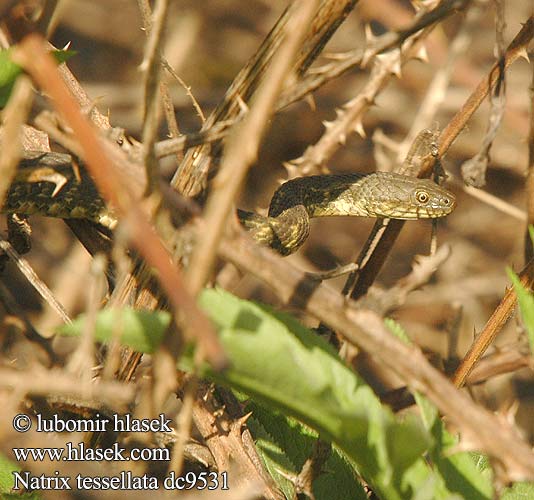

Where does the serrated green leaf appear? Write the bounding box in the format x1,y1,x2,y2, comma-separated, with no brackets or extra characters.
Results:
507,268,534,354
386,318,493,500
0,48,76,108
246,401,367,500
58,307,171,353
194,288,433,500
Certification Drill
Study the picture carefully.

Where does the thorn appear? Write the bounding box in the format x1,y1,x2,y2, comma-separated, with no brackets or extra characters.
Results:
283,161,301,179
518,47,530,63
235,94,249,114
390,49,402,77
415,44,429,63
392,61,402,78
275,176,287,187
289,155,303,166
23,168,68,197
497,399,520,428
235,412,253,428
304,93,316,111
213,404,226,418
322,120,334,130
353,120,366,138
62,41,72,51
362,24,379,67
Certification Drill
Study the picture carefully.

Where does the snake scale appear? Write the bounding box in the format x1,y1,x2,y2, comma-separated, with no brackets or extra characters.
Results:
1,151,456,255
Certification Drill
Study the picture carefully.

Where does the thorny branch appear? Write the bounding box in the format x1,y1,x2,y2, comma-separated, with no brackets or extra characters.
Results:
1,1,533,495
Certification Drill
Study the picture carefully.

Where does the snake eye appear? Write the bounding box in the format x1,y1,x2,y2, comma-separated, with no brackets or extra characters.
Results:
416,190,429,204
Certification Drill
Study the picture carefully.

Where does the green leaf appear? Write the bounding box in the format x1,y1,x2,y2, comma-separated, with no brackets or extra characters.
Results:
0,48,76,108
194,288,433,500
52,48,76,65
386,318,494,500
59,290,473,499
58,308,171,353
528,225,534,248
0,453,41,499
0,453,16,493
507,268,534,354
245,401,367,500
501,482,534,499
0,49,23,107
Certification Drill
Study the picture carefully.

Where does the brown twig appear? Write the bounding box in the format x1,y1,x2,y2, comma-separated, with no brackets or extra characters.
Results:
139,0,168,193
0,75,33,207
14,34,227,370
460,0,506,187
358,245,451,314
0,238,71,324
395,3,480,160
218,232,534,481
171,0,359,198
467,346,533,386
452,257,534,388
278,0,470,110
525,49,534,261
185,0,320,295
347,16,534,301
0,281,57,364
438,16,532,159
288,30,430,176
447,17,534,386
191,382,284,500
0,367,134,410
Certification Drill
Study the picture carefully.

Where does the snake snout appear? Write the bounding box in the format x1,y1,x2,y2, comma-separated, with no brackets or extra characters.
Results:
439,192,456,213
428,190,456,217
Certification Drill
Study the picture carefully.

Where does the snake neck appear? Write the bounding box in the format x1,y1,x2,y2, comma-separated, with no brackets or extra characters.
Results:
239,174,371,255
268,174,369,218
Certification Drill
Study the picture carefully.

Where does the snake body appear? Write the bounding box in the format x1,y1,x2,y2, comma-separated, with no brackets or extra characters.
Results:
2,153,456,255
3,152,115,229
238,172,455,255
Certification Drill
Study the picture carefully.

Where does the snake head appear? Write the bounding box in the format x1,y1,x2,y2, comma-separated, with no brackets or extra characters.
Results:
362,173,456,220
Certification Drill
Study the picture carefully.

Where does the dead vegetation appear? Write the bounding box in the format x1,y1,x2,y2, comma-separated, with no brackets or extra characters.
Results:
0,0,533,498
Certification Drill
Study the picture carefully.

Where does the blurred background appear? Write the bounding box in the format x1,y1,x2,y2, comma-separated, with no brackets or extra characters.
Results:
2,0,534,436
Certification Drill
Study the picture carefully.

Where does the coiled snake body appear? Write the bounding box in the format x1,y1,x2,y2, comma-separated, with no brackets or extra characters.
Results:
2,152,456,255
